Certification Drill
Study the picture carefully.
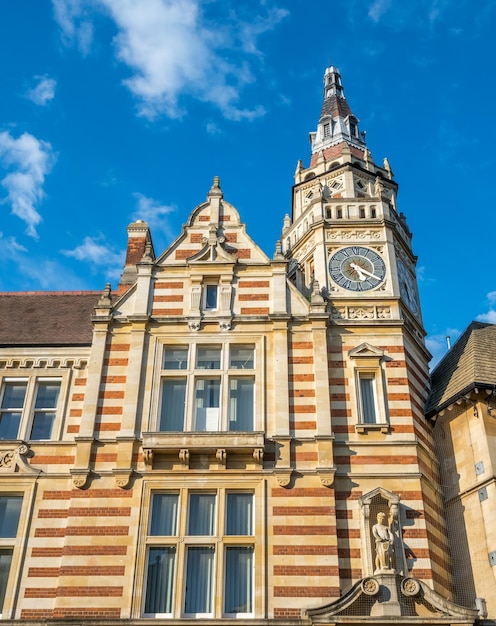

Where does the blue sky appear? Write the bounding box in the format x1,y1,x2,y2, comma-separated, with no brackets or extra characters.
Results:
0,0,495,366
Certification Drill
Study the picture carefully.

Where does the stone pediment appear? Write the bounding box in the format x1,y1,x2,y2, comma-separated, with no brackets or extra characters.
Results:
307,574,479,623
185,225,237,264
349,343,385,359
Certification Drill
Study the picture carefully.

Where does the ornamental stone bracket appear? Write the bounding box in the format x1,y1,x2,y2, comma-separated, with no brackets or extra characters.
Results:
317,467,336,487
274,468,293,488
306,573,479,623
70,469,91,490
0,443,40,475
142,448,154,466
112,469,133,489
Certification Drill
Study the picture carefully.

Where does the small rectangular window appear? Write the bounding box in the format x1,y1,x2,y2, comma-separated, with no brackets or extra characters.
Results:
144,547,176,615
196,346,221,370
371,207,377,218
323,123,330,137
149,494,178,536
163,347,188,370
359,375,378,423
159,379,186,431
194,379,220,431
187,493,216,535
30,382,60,440
0,495,22,616
359,207,366,218
229,378,254,431
224,546,253,615
0,383,27,440
336,208,343,219
226,493,253,535
204,285,218,311
184,546,214,614
229,345,254,369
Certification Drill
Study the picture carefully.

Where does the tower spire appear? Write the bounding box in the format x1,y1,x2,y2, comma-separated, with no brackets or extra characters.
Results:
309,63,366,159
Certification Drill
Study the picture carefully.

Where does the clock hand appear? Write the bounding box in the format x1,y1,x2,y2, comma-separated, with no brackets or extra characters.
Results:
349,263,366,281
350,263,381,281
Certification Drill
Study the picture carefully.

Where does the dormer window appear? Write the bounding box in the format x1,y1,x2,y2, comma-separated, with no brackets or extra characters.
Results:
323,123,331,138
349,121,357,137
203,284,218,311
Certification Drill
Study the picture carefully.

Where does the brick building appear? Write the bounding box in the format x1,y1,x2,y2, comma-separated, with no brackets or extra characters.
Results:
0,64,480,625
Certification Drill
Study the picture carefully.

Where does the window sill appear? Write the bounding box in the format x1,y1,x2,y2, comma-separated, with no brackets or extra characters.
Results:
355,423,389,434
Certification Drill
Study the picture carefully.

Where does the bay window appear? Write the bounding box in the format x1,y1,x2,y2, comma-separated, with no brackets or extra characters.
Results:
143,489,254,618
158,344,255,432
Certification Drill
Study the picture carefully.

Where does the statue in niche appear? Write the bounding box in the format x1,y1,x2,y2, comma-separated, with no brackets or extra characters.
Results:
372,511,394,571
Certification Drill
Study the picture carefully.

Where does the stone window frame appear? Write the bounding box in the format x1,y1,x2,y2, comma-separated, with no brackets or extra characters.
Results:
149,337,265,435
0,371,70,442
133,479,264,619
0,478,37,619
349,343,389,433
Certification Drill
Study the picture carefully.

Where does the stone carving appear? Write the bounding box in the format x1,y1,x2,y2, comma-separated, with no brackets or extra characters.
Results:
0,444,39,475
327,229,381,241
376,306,391,319
349,307,374,320
219,320,231,332
401,577,421,597
178,449,190,465
216,448,227,465
253,448,264,464
188,320,201,332
372,512,394,572
361,577,380,596
142,448,154,465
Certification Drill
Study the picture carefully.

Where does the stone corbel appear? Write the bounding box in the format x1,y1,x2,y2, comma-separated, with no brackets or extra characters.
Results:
317,467,336,487
142,448,154,466
70,469,91,490
216,448,227,467
253,448,264,465
113,469,133,489
275,468,293,488
179,449,190,466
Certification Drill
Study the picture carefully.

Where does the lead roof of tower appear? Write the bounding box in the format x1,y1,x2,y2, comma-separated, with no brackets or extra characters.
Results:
319,95,353,123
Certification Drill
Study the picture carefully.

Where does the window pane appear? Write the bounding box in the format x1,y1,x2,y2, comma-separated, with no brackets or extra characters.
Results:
144,547,175,614
196,347,221,369
360,376,377,423
194,379,220,431
226,493,253,535
229,378,254,431
150,494,178,536
1,383,27,409
163,348,188,370
224,546,253,614
229,346,254,369
159,379,186,431
204,285,218,310
34,382,60,408
188,493,215,535
184,546,214,614
0,550,12,614
0,414,21,440
30,412,55,440
0,497,22,538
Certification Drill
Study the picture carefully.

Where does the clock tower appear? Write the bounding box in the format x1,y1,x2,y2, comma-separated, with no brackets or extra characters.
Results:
282,64,424,344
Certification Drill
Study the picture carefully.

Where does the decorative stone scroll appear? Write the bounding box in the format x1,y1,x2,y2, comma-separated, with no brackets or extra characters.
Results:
0,444,40,475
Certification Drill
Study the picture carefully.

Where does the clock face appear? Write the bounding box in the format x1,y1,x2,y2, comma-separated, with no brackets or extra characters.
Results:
329,246,386,291
397,259,419,314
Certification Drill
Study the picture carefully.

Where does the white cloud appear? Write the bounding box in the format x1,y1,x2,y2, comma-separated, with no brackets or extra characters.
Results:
0,131,55,238
368,0,392,22
132,192,176,237
27,76,57,105
62,235,124,279
475,291,496,324
51,0,287,120
52,0,94,53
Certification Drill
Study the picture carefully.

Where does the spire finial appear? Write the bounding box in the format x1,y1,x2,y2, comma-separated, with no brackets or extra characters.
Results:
208,175,223,198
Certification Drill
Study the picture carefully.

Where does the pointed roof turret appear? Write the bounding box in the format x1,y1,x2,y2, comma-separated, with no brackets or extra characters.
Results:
309,64,366,160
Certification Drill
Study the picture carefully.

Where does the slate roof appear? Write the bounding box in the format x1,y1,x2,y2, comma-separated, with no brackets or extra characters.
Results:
426,321,496,416
0,291,100,347
320,94,353,121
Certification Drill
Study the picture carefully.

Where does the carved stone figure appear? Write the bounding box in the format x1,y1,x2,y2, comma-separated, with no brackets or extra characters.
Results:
372,511,394,571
